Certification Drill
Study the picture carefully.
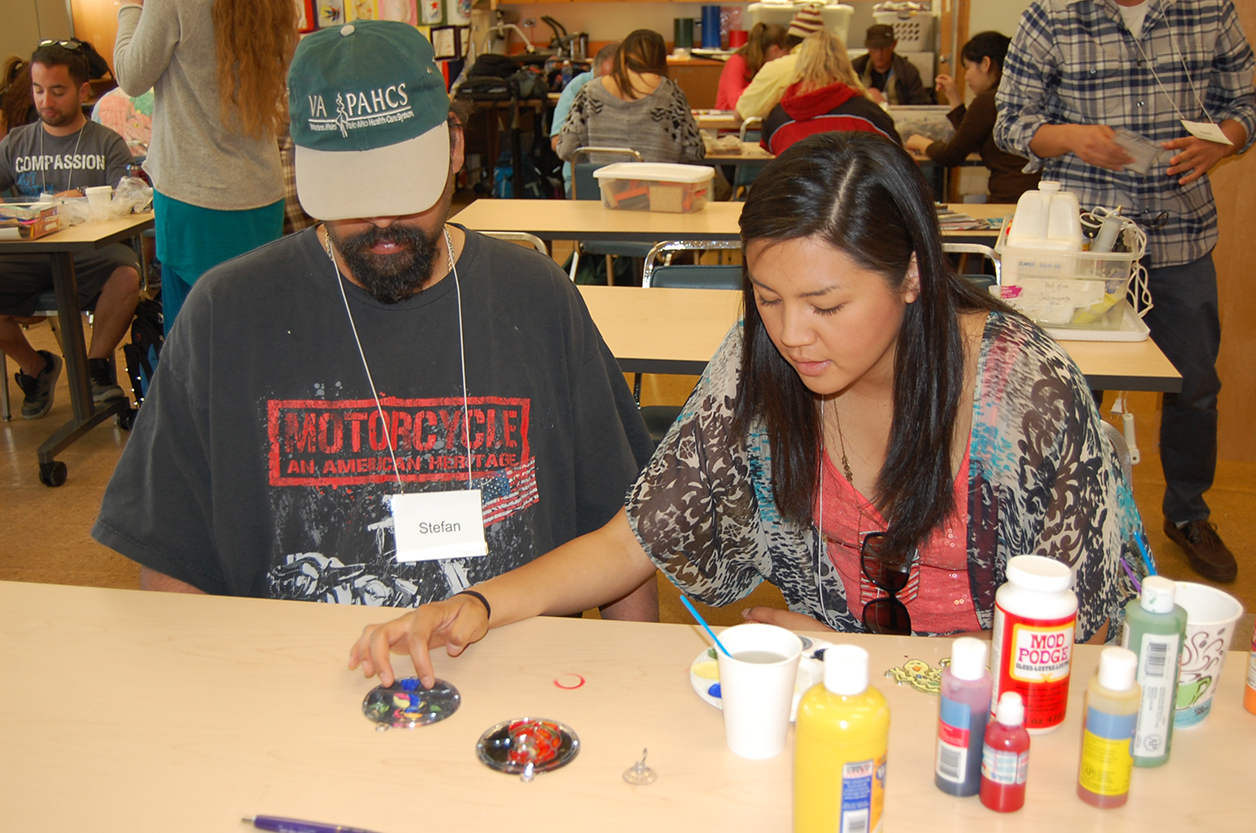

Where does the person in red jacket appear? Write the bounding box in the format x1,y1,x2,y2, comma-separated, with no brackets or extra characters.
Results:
715,23,791,111
761,31,900,155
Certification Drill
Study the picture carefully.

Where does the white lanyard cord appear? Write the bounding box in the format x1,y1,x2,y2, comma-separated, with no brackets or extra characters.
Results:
1128,13,1216,125
40,125,84,193
324,225,471,489
447,227,474,489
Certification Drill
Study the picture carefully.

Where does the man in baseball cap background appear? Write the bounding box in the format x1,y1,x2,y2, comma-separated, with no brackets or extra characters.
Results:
94,21,658,622
851,23,933,106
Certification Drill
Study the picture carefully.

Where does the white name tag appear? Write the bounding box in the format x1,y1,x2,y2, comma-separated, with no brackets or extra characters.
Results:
1181,119,1233,145
389,490,489,562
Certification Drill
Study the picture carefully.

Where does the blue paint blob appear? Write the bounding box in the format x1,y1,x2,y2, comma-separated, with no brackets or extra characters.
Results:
399,678,420,692
709,683,722,699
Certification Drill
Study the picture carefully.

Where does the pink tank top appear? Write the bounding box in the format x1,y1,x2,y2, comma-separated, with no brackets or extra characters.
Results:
815,440,980,634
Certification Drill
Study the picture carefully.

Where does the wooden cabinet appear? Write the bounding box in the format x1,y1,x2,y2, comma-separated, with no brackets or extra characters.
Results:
668,57,723,110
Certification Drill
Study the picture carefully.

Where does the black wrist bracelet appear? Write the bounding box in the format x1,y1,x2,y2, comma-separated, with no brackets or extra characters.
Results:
455,589,492,622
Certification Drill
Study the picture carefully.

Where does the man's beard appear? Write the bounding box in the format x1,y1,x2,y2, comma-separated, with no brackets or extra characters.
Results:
40,109,76,129
333,223,443,304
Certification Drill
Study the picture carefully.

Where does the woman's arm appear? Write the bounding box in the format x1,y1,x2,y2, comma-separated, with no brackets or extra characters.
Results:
924,93,991,167
555,86,592,162
671,82,706,163
348,508,655,687
113,2,180,95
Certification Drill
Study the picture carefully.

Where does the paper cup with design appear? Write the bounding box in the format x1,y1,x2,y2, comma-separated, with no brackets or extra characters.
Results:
1173,582,1243,728
714,623,803,759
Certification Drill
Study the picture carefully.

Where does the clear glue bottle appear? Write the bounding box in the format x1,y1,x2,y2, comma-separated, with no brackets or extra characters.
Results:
1120,575,1187,767
980,691,1030,812
1076,647,1141,808
794,644,891,833
989,555,1078,733
935,637,992,796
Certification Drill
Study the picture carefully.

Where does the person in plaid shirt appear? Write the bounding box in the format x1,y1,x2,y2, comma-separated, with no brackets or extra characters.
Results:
995,0,1255,584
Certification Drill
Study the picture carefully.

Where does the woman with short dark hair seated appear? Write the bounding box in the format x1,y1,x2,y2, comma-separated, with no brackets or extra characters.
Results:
904,31,1040,203
349,133,1147,687
555,29,704,166
760,31,900,155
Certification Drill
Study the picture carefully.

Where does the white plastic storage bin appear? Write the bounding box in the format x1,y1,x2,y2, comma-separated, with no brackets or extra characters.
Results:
748,3,854,44
872,10,935,52
593,163,714,213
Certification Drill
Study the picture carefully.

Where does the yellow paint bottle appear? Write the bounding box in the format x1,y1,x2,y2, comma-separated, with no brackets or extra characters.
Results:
794,645,891,833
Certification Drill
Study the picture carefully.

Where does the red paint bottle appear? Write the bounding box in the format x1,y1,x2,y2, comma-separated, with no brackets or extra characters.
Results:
980,692,1031,812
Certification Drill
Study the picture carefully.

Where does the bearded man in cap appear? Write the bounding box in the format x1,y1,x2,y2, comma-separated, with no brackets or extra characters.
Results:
851,23,932,105
93,22,657,619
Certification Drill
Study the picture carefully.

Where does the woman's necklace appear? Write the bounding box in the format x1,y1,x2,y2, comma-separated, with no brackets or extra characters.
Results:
832,404,855,484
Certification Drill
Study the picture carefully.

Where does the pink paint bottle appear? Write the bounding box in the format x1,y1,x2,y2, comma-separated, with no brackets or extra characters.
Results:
989,556,1078,733
980,692,1030,812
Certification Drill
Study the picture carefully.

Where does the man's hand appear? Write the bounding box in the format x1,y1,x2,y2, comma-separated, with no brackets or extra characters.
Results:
904,134,933,154
867,88,887,105
1163,134,1236,185
1066,125,1135,170
348,594,489,688
742,606,837,633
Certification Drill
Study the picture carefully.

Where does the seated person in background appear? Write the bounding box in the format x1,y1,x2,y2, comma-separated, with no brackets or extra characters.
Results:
904,32,1039,204
93,22,657,620
761,32,900,155
0,56,36,139
851,24,933,106
716,23,791,111
550,42,618,196
0,40,139,418
349,133,1147,687
735,6,824,120
90,85,153,158
556,29,703,166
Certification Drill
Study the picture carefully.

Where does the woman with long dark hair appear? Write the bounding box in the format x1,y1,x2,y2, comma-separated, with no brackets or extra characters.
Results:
556,29,703,166
716,23,791,111
348,133,1145,687
903,31,1039,203
114,0,298,334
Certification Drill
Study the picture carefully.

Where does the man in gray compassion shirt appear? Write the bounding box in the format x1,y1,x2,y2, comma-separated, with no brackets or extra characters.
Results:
0,40,139,418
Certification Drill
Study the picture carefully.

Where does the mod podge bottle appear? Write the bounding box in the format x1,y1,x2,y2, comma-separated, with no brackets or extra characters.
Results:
794,645,890,833
935,637,992,796
1077,647,1140,808
1246,619,1256,716
1120,575,1187,767
989,555,1078,733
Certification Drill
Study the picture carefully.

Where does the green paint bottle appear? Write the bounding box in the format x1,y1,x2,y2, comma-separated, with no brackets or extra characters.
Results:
1120,576,1187,768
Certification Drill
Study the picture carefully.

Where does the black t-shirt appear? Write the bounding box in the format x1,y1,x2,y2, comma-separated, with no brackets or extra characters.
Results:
93,228,654,605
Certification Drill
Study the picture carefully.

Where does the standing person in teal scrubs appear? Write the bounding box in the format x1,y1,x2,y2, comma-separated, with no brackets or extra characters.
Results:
114,0,297,334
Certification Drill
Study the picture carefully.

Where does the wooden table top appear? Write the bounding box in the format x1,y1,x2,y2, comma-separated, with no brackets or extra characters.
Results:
2,580,1251,833
579,285,1180,391
0,210,154,255
454,200,1005,242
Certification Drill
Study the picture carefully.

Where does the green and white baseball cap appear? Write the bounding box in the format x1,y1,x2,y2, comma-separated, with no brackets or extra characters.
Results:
288,21,450,221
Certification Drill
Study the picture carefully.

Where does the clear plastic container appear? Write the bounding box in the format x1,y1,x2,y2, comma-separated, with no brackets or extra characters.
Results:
593,162,714,214
997,182,1135,330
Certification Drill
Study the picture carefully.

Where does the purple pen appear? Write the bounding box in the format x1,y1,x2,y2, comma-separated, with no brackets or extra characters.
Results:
243,815,385,833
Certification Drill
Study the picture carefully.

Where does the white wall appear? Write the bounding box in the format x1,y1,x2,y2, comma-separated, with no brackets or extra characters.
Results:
969,0,1033,39
1,0,72,65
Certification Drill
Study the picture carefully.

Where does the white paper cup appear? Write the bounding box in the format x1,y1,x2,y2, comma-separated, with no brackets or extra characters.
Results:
85,185,112,222
714,623,802,759
1174,581,1243,728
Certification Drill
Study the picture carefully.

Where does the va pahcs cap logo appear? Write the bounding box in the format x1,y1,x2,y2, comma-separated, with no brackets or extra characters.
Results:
288,21,451,221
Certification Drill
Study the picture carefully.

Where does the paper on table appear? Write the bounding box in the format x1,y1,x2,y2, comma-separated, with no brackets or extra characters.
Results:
1181,120,1233,145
